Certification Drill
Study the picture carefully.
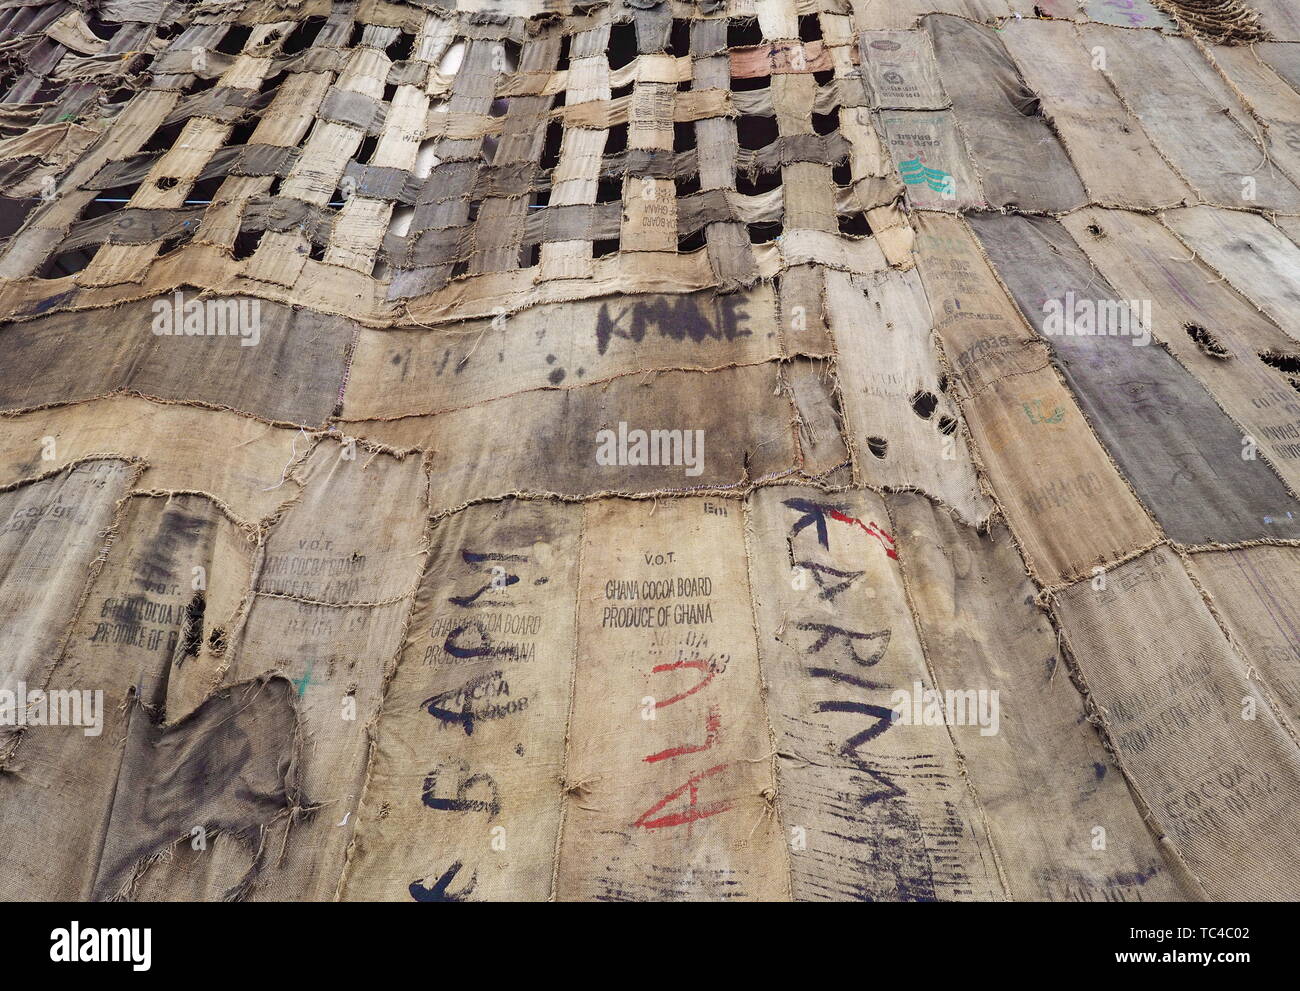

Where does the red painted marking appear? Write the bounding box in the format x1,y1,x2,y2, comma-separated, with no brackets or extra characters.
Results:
829,509,899,559
649,659,716,708
644,705,722,764
633,763,733,829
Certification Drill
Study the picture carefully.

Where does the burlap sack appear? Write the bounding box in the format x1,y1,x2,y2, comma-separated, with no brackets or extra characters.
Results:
999,18,1188,209
1054,546,1300,900
0,459,137,689
1062,208,1300,492
0,495,257,900
858,30,947,110
878,110,984,212
1184,546,1300,735
1077,25,1300,211
556,496,786,900
1206,43,1300,190
825,266,991,524
352,363,806,511
888,491,1184,901
1164,206,1300,340
257,439,428,605
90,676,300,901
341,500,581,901
0,397,305,522
925,15,1087,213
973,212,1300,547
912,212,1159,583
344,286,782,420
0,296,355,426
746,484,1003,900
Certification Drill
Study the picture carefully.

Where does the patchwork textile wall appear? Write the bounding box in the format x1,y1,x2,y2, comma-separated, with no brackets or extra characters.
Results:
1,0,1299,901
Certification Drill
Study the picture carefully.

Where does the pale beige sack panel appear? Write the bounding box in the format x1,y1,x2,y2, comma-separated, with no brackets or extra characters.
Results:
999,18,1190,209
229,597,412,901
257,440,428,605
1164,206,1300,345
0,397,305,523
1185,546,1300,737
746,484,1004,900
556,497,787,901
963,368,1161,585
1078,26,1300,212
0,460,137,690
859,30,947,110
825,265,991,524
786,357,850,475
888,492,1185,901
1055,545,1300,900
341,500,581,902
1206,44,1300,193
911,213,1160,584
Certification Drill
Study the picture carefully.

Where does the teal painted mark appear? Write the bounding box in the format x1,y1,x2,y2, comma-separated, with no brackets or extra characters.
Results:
899,158,953,193
291,659,317,697
1023,399,1066,424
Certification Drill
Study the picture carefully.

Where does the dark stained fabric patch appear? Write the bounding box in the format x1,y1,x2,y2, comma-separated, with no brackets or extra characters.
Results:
971,212,1300,546
0,295,354,425
925,15,1087,214
91,675,299,900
